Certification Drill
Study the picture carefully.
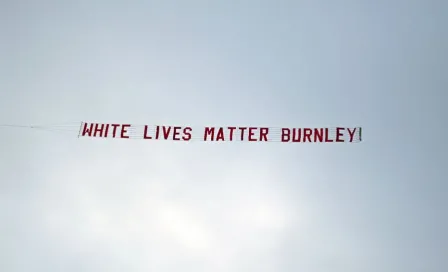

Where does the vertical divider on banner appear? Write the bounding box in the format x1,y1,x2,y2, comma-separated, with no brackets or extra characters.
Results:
359,127,362,142
77,122,83,138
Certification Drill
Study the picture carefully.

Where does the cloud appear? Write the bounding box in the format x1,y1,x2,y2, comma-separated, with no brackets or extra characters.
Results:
17,148,303,271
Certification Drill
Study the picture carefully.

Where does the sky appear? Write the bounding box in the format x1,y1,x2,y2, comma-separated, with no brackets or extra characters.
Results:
0,0,447,271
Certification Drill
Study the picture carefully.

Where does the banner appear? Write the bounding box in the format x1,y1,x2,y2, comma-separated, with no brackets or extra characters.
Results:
78,122,362,143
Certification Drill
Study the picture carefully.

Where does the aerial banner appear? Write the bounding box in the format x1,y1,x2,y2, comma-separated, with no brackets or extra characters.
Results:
78,122,362,143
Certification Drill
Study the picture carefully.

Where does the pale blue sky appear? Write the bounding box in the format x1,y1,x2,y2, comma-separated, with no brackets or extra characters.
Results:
1,1,446,271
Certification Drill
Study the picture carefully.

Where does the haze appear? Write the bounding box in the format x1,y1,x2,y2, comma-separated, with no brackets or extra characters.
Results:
1,1,446,271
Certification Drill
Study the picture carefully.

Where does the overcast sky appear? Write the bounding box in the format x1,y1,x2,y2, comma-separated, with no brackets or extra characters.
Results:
0,1,446,271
